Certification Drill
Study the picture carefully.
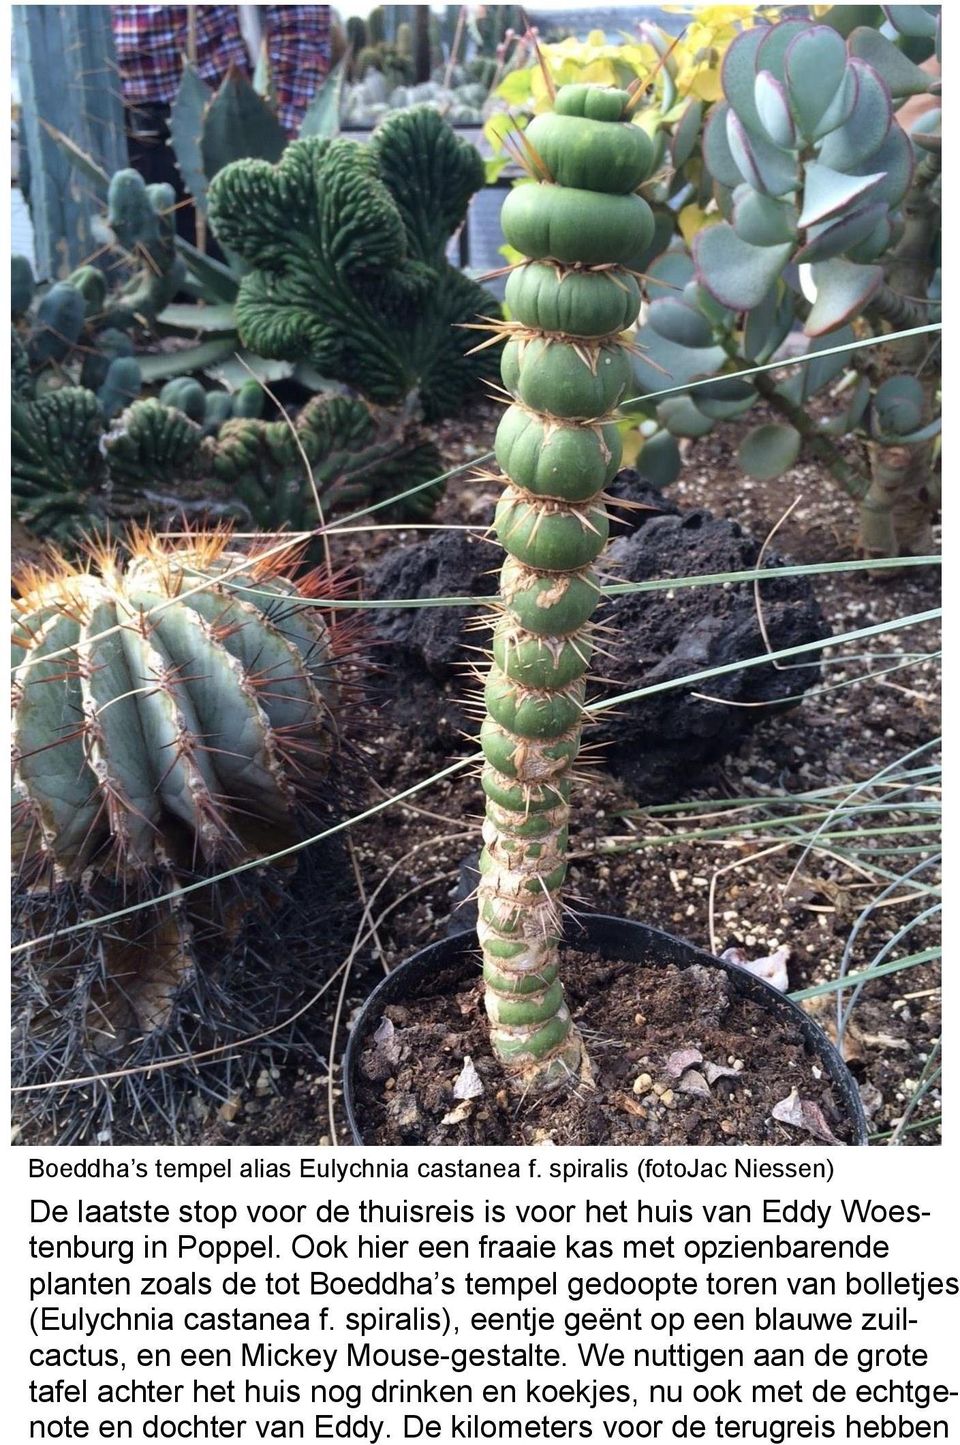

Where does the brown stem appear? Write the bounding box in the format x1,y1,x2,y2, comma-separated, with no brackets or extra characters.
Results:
751,369,868,500
863,441,936,559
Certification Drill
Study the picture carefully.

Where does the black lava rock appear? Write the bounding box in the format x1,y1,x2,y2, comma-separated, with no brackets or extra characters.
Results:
593,505,825,800
367,490,826,803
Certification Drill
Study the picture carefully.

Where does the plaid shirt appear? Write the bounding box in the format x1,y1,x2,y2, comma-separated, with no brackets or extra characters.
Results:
113,5,331,134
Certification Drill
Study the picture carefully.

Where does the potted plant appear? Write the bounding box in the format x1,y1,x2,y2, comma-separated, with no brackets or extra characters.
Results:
344,76,867,1147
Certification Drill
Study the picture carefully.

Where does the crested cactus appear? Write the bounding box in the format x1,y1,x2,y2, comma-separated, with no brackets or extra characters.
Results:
477,82,655,1089
632,14,940,558
203,392,445,528
12,387,106,541
12,532,348,1138
12,379,444,545
206,108,501,420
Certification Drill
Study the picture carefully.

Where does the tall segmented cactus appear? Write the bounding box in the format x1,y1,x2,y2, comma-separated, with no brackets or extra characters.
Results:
477,83,655,1089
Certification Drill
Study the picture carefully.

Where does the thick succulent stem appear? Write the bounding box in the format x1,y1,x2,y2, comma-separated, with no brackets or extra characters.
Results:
477,85,655,1089
751,369,869,500
863,440,937,559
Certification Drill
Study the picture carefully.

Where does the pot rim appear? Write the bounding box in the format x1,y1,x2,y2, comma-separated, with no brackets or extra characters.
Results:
343,913,868,1146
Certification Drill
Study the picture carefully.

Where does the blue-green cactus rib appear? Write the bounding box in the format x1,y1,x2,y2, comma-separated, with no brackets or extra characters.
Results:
13,611,101,871
13,544,343,887
79,599,162,867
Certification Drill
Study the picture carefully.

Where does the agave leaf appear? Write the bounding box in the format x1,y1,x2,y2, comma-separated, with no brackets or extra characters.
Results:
818,60,893,170
848,27,931,99
298,57,346,139
175,238,241,303
795,202,888,264
169,64,213,214
657,395,715,439
702,102,743,190
784,25,850,139
200,65,287,183
733,188,798,248
798,161,885,229
137,338,238,382
754,71,796,150
739,422,802,480
694,224,794,312
803,258,883,336
156,302,238,335
40,121,110,196
648,297,714,349
206,352,295,388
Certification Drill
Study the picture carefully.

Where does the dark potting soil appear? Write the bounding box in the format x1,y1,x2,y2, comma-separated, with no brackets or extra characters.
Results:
353,948,856,1147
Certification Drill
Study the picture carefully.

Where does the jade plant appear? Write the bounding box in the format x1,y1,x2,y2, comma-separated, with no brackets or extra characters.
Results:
205,107,501,420
476,81,655,1087
12,532,347,1136
12,387,444,545
629,13,941,557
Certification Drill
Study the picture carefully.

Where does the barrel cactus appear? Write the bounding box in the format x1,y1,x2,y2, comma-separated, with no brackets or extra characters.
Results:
13,532,347,1137
477,82,655,1088
206,107,501,420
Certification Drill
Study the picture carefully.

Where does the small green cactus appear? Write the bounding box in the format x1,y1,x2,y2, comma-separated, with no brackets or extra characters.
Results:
28,281,87,366
477,83,655,1090
12,255,36,319
67,264,108,320
104,170,187,327
96,355,142,419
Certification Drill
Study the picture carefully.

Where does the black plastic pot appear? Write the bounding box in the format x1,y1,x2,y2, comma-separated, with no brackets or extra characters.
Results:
343,914,868,1145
